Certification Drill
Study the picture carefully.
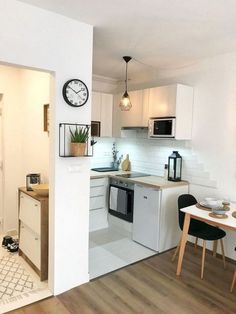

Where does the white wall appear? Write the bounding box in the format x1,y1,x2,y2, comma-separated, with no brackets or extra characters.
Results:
91,138,114,168
20,69,50,184
0,0,93,294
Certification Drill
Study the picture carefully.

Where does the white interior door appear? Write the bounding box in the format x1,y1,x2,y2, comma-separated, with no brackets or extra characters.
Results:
0,95,3,233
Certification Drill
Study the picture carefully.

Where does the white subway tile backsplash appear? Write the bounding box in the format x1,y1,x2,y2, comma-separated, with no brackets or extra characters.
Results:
91,137,216,189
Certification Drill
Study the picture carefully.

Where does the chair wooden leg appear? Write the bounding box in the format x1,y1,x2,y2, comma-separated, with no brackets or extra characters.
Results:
194,237,198,252
230,270,236,292
213,240,218,257
219,239,226,269
201,240,206,279
172,240,180,262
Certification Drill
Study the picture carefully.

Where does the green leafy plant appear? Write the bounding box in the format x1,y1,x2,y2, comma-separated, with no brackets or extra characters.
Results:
69,126,89,143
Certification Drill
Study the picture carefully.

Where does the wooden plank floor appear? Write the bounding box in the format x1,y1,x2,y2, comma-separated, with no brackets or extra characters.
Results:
9,244,236,314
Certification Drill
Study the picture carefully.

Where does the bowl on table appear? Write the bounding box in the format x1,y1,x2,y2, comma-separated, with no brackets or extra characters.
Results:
32,184,49,197
204,198,221,208
211,206,227,215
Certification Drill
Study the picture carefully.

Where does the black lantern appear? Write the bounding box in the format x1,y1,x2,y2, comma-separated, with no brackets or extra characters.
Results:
168,151,182,182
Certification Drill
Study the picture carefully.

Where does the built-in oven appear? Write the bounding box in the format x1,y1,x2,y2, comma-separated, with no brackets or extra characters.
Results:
109,178,134,222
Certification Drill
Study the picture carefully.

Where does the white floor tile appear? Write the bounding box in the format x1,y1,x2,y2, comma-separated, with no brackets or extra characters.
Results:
89,226,156,280
89,246,126,279
101,238,156,264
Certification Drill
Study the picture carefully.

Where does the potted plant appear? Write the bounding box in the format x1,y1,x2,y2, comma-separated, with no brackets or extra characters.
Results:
69,126,89,156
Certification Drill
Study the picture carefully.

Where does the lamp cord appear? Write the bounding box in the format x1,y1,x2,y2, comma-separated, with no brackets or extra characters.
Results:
125,61,128,92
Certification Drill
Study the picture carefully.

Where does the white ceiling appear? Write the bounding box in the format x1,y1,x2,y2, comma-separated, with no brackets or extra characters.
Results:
19,0,236,83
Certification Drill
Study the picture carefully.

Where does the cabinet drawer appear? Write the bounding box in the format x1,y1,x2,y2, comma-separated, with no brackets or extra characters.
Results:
89,208,108,232
90,196,105,210
90,186,105,197
90,178,106,187
19,192,41,234
19,223,40,269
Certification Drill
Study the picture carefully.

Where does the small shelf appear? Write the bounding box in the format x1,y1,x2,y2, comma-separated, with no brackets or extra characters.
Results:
59,123,94,157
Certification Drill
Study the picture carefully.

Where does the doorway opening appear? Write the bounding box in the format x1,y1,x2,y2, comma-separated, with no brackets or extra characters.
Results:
0,63,52,312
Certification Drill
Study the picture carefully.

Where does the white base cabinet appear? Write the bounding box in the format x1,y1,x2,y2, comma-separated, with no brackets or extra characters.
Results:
133,185,161,251
159,185,189,252
89,178,108,232
133,184,189,252
20,222,40,269
18,188,48,281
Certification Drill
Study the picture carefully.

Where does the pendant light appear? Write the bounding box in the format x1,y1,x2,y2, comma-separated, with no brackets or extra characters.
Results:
119,56,132,111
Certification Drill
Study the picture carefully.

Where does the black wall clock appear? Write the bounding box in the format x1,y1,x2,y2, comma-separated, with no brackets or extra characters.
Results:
62,79,89,107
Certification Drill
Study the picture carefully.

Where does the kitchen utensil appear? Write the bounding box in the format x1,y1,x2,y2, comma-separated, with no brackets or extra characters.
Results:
212,207,227,215
26,173,41,191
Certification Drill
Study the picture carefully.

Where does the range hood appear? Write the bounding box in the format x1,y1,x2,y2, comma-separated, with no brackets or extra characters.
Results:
121,126,148,130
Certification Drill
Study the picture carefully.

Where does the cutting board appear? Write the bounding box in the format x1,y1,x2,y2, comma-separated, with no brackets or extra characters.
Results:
121,154,131,171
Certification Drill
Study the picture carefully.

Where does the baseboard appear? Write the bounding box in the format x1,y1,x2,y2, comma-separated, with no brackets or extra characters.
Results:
6,229,18,237
187,241,236,265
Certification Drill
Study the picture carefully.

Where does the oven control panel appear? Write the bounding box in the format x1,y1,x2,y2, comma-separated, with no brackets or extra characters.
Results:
110,178,134,190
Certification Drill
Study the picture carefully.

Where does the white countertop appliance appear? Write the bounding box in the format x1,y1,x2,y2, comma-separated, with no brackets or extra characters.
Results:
149,117,175,138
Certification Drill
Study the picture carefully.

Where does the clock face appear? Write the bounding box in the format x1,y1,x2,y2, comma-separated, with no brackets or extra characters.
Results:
62,79,89,107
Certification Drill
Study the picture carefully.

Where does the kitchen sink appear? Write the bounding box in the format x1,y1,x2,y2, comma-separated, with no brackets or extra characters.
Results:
91,167,119,172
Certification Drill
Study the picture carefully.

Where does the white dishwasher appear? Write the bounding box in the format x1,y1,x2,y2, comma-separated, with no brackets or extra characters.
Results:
132,184,161,251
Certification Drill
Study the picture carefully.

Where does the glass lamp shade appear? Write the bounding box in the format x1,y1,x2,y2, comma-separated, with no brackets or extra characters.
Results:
119,91,132,111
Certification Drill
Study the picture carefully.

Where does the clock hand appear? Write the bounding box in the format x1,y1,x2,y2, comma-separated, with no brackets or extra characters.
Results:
68,86,77,93
76,89,83,94
77,93,83,100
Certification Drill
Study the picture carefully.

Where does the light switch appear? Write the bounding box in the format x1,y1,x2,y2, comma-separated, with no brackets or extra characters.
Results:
68,164,81,172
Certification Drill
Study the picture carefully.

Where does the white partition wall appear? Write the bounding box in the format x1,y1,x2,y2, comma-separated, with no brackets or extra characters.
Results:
0,0,93,295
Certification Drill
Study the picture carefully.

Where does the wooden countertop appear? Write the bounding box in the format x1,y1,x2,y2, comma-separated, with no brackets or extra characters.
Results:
19,187,49,201
90,170,132,179
90,171,188,190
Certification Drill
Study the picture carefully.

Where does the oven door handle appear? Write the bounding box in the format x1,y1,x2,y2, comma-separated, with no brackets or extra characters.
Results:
127,190,134,213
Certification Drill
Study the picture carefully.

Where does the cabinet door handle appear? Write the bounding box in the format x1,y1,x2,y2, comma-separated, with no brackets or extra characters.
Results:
34,204,38,207
143,196,148,199
35,237,38,241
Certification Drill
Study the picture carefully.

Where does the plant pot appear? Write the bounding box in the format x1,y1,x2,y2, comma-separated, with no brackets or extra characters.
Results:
70,142,86,156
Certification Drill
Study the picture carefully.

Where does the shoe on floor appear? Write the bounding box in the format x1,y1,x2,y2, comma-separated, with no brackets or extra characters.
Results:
7,238,19,250
2,236,14,248
8,243,19,253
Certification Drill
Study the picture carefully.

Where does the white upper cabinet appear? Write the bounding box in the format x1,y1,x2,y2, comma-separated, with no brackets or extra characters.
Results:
112,89,150,137
91,92,113,137
112,84,193,140
148,84,193,140
91,92,101,121
112,92,122,138
101,93,113,137
120,90,144,127
149,85,177,117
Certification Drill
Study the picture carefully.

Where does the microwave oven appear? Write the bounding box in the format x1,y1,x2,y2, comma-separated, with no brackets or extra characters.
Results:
149,117,176,138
